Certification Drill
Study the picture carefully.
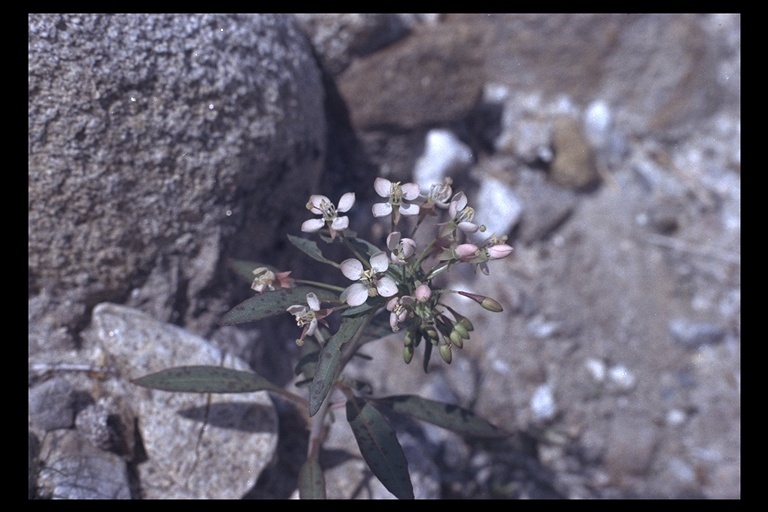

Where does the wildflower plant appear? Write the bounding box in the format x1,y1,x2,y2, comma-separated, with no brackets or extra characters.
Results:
133,176,514,499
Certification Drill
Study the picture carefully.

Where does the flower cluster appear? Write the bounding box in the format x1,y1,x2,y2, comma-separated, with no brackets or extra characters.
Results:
280,175,512,366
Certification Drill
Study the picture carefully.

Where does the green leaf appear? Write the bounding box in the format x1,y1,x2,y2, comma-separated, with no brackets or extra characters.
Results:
295,336,322,380
346,397,414,500
345,234,382,259
422,340,433,373
131,365,281,394
298,457,326,499
287,234,339,267
219,286,338,325
357,313,394,345
308,315,367,416
373,395,508,438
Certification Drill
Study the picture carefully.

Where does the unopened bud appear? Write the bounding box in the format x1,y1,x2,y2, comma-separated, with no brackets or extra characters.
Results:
454,243,479,261
453,322,470,340
403,344,414,364
458,317,474,332
481,297,503,312
449,330,464,348
439,343,452,364
487,244,514,260
424,326,439,343
414,283,432,302
458,291,504,312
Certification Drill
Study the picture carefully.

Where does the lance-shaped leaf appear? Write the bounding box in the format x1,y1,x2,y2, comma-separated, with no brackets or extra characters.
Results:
295,335,322,380
345,234,382,259
298,456,326,499
422,339,433,373
220,286,338,325
287,234,339,267
131,365,282,394
372,395,508,438
346,397,414,500
308,315,367,416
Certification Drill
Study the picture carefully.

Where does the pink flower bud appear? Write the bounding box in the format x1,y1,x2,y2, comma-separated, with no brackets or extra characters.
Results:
454,243,479,261
487,244,514,260
415,283,432,302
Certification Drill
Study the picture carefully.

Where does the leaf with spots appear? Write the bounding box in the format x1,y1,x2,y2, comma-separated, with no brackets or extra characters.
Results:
346,396,414,500
131,365,282,394
298,456,326,499
308,315,367,416
287,234,339,267
372,395,509,438
219,286,338,325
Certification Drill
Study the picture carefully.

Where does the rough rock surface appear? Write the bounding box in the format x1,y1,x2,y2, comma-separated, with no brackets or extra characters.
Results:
28,13,326,345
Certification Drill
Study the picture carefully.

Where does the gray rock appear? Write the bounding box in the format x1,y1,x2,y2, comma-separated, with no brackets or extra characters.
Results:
29,431,41,499
514,168,577,244
90,303,279,499
28,377,75,432
604,411,659,483
29,13,325,340
295,14,413,76
337,22,484,131
669,319,727,349
75,396,136,458
37,429,132,499
477,13,725,135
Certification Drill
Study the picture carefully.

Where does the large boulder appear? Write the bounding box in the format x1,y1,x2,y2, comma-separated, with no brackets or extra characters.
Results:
28,13,326,348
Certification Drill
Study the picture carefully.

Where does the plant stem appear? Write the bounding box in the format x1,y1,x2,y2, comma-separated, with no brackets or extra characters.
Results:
294,279,345,293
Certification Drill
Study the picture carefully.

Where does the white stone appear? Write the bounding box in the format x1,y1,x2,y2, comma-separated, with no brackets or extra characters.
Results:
530,384,557,421
413,129,473,189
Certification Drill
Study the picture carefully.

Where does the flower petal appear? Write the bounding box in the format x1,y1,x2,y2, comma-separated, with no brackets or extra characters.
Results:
458,221,479,233
369,251,389,272
374,177,392,198
449,192,467,218
306,318,318,337
399,202,420,216
306,292,321,311
308,195,330,214
372,202,393,217
340,258,364,280
345,283,369,306
376,276,399,298
331,216,349,231
386,231,401,251
287,305,307,315
337,192,356,212
301,218,326,232
401,183,420,200
401,238,417,258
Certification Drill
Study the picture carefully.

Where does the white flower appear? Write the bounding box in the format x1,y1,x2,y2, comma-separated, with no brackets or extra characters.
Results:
251,267,294,293
386,295,415,332
386,231,417,264
340,251,399,307
286,292,331,346
439,191,480,238
372,177,420,225
301,192,356,240
426,177,453,209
